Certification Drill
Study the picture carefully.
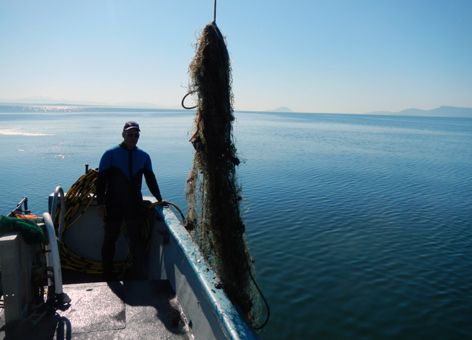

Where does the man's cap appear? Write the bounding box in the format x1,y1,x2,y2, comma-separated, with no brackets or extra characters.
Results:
123,121,140,132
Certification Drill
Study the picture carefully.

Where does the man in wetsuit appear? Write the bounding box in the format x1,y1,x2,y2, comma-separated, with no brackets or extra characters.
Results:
96,121,163,279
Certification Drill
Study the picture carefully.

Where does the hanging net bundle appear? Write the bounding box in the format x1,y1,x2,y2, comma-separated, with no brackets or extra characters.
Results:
185,22,261,324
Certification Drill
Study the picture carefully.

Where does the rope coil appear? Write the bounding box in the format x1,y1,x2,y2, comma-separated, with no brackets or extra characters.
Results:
53,170,186,276
53,169,127,275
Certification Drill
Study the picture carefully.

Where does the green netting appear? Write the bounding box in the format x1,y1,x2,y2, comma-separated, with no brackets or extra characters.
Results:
185,22,261,325
0,215,46,244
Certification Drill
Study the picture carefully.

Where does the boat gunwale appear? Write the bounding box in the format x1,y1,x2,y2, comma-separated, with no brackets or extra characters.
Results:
159,205,258,339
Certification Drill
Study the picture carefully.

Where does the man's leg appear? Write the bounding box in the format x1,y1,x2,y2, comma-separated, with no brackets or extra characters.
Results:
124,216,146,279
102,215,122,279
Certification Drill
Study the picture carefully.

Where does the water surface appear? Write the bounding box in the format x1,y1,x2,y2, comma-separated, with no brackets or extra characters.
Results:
1,109,471,339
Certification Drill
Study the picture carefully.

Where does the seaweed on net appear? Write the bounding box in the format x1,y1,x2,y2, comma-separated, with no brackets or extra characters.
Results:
185,22,260,323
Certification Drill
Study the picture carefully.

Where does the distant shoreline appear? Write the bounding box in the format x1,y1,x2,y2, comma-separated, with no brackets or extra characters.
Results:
1,102,471,118
366,106,472,118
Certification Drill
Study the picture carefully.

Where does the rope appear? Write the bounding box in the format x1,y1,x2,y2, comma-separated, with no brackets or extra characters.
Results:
246,258,271,330
148,200,186,222
213,0,217,23
61,169,97,234
54,169,129,275
181,90,198,110
55,170,186,276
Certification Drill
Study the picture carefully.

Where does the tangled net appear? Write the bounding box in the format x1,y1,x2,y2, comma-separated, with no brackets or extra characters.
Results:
185,22,258,323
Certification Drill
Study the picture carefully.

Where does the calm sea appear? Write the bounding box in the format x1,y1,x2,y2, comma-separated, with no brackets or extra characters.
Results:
1,107,471,339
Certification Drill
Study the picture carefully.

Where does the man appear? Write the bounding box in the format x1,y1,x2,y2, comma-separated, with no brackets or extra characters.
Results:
96,121,163,279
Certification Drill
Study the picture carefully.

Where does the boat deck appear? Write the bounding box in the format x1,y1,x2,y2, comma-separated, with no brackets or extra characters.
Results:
0,280,192,340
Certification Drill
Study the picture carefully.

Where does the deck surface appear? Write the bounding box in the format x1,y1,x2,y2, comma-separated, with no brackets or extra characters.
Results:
1,280,191,340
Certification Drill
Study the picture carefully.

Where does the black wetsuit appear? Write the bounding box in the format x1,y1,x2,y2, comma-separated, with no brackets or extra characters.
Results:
96,143,162,276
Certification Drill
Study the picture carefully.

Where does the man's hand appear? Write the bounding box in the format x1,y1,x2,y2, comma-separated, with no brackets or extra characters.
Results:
157,199,169,207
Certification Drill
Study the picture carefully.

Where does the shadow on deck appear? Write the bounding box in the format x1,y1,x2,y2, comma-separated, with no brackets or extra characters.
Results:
1,280,191,340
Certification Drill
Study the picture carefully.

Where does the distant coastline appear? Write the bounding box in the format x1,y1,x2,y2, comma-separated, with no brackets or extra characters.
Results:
260,105,472,117
0,103,173,113
1,102,471,118
367,106,472,118
271,106,293,113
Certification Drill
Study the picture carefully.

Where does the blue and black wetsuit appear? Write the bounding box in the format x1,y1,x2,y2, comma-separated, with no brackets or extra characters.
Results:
96,143,162,276
97,143,162,214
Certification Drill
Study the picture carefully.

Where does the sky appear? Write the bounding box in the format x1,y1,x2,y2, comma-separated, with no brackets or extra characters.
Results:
0,0,471,113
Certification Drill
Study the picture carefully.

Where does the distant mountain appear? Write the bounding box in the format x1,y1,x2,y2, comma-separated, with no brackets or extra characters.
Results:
271,106,293,113
369,106,472,117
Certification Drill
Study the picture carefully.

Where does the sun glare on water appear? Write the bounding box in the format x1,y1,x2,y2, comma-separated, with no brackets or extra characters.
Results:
0,129,52,137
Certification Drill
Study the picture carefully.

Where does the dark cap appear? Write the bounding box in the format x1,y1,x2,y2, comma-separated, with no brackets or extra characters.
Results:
123,121,140,132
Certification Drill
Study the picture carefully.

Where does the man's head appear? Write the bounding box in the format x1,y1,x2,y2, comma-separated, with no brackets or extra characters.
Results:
122,121,140,149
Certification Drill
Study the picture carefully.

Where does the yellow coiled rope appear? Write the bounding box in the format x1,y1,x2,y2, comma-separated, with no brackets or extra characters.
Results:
55,169,184,276
55,169,129,275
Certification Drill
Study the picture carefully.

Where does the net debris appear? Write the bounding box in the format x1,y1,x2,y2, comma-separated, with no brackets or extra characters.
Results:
185,22,259,323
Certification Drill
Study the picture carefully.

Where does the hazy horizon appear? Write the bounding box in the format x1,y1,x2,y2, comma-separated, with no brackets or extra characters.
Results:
1,1,471,113
1,100,471,117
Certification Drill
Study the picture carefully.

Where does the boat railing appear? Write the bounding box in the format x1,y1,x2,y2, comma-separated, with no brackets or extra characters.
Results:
42,211,71,310
42,212,64,295
50,186,65,240
8,197,29,217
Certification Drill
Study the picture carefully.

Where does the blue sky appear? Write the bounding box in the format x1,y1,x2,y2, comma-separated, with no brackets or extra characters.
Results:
0,0,471,113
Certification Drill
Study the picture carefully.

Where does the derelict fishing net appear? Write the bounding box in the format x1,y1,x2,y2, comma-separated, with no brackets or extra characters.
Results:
185,23,263,325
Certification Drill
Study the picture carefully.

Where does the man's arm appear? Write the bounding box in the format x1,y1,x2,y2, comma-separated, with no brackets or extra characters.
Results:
143,155,162,202
144,169,162,202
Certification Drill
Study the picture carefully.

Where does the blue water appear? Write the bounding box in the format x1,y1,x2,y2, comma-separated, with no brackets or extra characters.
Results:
1,108,471,339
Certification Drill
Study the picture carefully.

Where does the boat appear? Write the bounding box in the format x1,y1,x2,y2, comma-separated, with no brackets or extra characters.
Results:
0,168,258,339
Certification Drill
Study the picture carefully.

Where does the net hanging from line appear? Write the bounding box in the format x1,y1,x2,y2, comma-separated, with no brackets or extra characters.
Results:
184,22,263,325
